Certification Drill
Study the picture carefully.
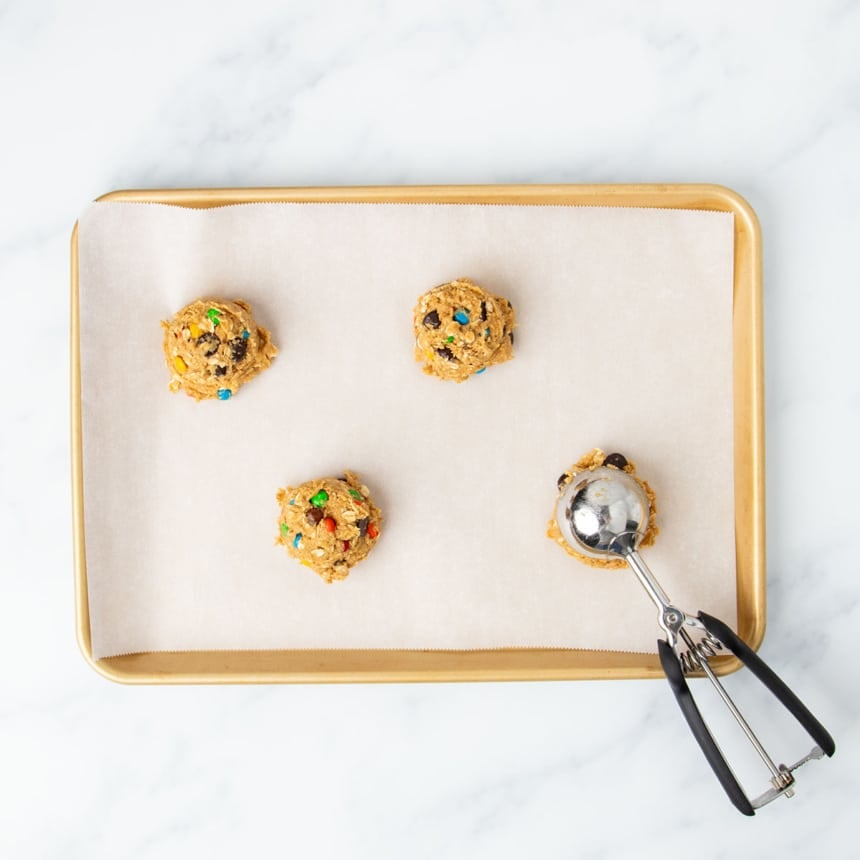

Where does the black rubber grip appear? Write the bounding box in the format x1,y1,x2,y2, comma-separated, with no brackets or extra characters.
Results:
698,612,836,758
658,638,756,816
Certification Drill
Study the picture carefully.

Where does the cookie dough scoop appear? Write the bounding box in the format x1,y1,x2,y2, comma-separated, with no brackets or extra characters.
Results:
276,471,382,583
413,277,515,382
162,298,277,400
555,456,835,816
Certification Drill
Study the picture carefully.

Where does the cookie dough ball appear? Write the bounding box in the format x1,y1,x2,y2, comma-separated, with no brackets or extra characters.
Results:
276,471,383,583
413,278,515,382
547,449,659,569
162,298,277,401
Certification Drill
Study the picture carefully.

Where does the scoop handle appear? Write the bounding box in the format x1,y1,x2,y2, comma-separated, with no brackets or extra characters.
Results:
657,638,756,815
697,612,836,758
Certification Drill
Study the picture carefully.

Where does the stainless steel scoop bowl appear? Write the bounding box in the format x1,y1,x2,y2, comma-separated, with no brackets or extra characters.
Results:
557,465,650,557
554,456,835,816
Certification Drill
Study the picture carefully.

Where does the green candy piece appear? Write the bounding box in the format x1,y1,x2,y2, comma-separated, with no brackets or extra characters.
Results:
207,307,221,326
280,522,289,537
310,490,329,507
446,335,454,343
348,489,363,500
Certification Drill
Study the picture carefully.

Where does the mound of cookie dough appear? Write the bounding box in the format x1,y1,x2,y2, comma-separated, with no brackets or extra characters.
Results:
275,471,383,583
162,298,277,401
547,449,659,569
413,277,516,382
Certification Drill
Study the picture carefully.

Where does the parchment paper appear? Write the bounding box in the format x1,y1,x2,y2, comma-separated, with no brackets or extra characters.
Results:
78,201,736,659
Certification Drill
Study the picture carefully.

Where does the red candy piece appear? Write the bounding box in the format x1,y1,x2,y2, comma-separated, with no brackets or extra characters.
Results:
322,517,336,533
342,540,350,552
367,522,379,539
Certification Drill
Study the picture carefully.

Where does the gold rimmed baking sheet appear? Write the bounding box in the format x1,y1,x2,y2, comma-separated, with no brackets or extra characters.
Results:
71,184,763,683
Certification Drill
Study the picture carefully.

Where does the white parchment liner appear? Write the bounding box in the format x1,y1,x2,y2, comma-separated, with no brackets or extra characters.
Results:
78,201,735,659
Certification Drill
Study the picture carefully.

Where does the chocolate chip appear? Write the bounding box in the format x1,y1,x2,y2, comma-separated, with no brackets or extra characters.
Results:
196,332,220,357
557,473,570,491
435,346,457,362
357,517,369,537
603,452,629,470
423,310,441,329
229,337,248,363
480,300,488,322
305,507,324,526
214,365,227,376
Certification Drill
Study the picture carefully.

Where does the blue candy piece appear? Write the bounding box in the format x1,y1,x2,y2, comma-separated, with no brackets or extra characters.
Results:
453,309,470,325
484,327,490,338
217,389,232,400
475,367,487,375
293,532,302,548
242,329,250,340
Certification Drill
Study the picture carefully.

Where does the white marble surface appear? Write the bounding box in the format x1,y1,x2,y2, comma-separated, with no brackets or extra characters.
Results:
1,0,858,856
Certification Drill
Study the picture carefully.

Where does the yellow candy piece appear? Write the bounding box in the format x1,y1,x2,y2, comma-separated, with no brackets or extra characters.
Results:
189,323,202,338
174,356,187,373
